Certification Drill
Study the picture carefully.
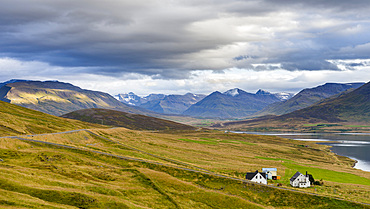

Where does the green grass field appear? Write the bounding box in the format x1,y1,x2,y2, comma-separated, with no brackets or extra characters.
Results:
0,127,369,208
283,163,370,186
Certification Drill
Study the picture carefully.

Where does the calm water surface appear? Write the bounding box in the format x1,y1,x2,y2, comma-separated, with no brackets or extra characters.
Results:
233,132,370,172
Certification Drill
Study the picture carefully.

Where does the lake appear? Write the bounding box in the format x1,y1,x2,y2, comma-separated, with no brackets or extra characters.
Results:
232,132,370,172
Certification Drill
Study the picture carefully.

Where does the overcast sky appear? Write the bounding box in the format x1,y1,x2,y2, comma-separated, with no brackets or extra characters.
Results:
0,0,369,96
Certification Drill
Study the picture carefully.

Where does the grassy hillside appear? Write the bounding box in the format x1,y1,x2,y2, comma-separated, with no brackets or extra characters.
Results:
0,100,103,136
62,108,196,131
0,128,369,208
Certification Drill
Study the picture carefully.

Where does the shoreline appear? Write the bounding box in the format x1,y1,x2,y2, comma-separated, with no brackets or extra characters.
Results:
230,131,370,172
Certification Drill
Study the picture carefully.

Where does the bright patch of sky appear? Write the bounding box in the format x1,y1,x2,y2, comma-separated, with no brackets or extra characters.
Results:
1,57,368,96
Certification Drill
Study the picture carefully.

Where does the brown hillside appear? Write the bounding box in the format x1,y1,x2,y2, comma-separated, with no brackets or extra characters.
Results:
62,108,196,131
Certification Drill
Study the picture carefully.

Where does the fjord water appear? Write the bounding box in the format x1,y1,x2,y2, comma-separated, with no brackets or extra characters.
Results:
235,132,370,172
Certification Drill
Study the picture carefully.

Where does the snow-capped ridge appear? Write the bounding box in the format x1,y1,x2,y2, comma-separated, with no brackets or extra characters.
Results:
224,88,240,97
256,89,271,95
274,92,294,101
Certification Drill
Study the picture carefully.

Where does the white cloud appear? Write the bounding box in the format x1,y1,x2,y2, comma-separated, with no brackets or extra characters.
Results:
0,0,369,96
1,0,370,77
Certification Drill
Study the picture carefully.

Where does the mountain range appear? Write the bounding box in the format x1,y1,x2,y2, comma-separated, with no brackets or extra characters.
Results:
214,81,370,129
0,79,366,121
117,92,206,115
182,88,291,119
117,89,293,118
255,82,365,116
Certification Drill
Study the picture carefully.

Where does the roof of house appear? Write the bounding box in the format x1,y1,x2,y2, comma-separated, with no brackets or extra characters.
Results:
290,171,303,181
246,170,266,180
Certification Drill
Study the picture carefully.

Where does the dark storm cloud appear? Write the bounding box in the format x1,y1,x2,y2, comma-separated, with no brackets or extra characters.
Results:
0,0,370,78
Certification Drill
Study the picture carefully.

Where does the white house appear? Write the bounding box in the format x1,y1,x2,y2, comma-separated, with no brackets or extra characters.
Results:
262,168,277,180
290,171,310,188
246,170,267,185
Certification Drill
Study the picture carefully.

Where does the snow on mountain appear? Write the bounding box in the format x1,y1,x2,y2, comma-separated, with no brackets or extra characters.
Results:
255,89,272,95
274,92,294,101
223,88,240,97
116,92,142,106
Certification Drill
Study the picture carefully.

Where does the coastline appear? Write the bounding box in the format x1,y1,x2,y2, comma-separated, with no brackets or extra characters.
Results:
352,159,358,168
230,131,370,172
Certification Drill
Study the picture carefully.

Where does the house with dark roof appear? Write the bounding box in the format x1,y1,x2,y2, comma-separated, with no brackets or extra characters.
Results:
290,171,310,188
246,170,267,184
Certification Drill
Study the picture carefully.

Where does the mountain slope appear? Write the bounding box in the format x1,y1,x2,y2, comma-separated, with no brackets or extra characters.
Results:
256,83,364,116
62,108,196,131
0,80,150,116
139,93,206,114
183,89,281,119
279,81,370,123
0,100,101,136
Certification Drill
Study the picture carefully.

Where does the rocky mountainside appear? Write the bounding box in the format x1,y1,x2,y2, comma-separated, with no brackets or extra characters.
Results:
183,88,282,119
0,80,150,116
255,82,364,116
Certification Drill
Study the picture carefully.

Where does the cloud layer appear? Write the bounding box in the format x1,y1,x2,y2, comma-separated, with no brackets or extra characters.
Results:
0,0,369,94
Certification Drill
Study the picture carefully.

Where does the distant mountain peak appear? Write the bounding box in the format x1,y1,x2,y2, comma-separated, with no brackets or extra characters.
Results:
256,89,271,95
224,88,240,97
115,92,141,106
274,92,294,101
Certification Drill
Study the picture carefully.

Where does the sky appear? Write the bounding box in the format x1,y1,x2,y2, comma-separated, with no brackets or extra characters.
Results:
0,0,370,96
